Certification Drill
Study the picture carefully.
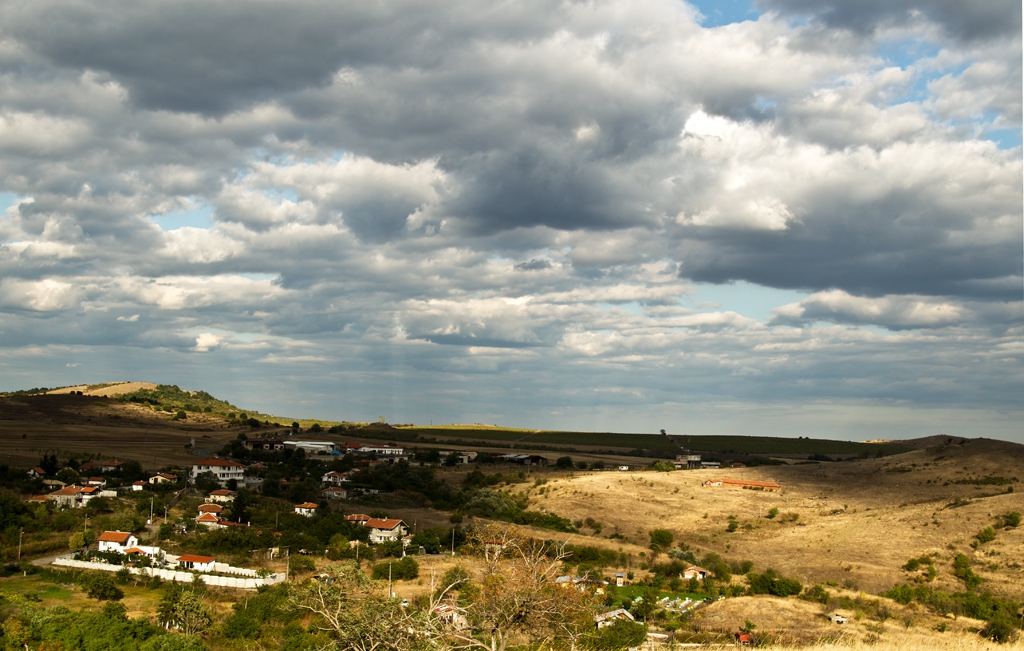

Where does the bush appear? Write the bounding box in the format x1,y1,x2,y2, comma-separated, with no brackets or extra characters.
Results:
975,526,996,544
556,456,574,469
746,569,802,597
372,556,419,581
223,612,261,639
652,461,674,472
1003,511,1021,528
767,507,779,519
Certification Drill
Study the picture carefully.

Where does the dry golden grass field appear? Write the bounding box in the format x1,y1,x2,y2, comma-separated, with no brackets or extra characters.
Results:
506,438,1024,600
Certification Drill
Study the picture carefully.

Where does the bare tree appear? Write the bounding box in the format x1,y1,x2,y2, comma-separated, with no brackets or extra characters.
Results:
430,523,599,651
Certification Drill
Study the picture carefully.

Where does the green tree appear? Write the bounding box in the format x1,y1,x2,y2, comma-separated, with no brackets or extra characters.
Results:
648,529,673,550
556,456,574,469
83,572,124,601
588,618,647,650
174,590,212,636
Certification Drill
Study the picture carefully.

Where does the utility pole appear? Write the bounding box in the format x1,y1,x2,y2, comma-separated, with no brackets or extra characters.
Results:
451,529,455,556
150,497,154,525
17,528,23,562
388,562,392,598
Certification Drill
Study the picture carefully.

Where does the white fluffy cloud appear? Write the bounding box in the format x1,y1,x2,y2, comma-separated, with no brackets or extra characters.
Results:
0,0,1020,440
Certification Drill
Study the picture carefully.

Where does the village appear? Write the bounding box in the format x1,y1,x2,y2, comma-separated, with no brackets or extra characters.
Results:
10,433,815,647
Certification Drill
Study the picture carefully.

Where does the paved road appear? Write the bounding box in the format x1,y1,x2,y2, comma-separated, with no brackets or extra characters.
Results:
30,552,63,567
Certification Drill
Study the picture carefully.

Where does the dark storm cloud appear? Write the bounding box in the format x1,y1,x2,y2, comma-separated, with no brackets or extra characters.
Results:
758,0,1021,41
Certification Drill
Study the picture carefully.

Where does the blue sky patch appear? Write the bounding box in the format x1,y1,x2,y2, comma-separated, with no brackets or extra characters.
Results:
149,204,214,230
688,0,760,26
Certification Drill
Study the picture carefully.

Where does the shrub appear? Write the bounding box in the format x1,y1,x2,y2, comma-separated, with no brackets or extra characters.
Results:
975,527,996,544
767,508,779,519
746,569,802,597
726,521,739,533
1003,511,1021,528
652,461,674,472
371,556,419,581
588,618,647,650
555,456,574,469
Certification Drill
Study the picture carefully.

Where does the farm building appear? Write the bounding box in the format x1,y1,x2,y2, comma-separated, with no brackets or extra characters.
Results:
594,608,635,629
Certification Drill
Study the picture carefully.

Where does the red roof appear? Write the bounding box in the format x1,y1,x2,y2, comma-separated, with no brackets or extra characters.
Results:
345,513,371,521
193,458,244,467
124,547,147,554
365,518,404,530
295,502,319,509
98,531,133,543
32,467,47,475
209,489,236,496
196,513,220,523
178,554,214,564
197,503,223,512
132,481,147,486
49,486,82,496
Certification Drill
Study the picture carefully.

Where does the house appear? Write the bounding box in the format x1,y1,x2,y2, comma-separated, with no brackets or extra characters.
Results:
320,487,348,500
81,461,122,473
48,485,101,508
177,554,215,572
190,458,246,486
27,467,47,479
682,565,708,580
321,471,349,486
432,604,469,629
207,489,236,503
594,609,635,629
149,473,177,485
197,503,223,515
98,531,138,553
195,512,223,528
78,485,101,505
86,477,106,487
131,481,147,492
615,572,626,587
294,502,319,517
344,513,371,526
365,518,408,543
701,477,781,492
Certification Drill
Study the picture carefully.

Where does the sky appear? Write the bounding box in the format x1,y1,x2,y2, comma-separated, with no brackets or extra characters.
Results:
0,0,1021,443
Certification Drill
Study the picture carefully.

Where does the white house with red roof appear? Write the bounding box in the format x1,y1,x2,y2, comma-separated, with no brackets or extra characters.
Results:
98,531,138,553
294,502,318,517
149,473,177,485
191,458,245,486
207,489,236,503
27,467,47,479
177,554,215,572
197,503,223,515
131,481,147,492
195,512,223,528
321,471,349,486
344,513,371,525
365,518,408,544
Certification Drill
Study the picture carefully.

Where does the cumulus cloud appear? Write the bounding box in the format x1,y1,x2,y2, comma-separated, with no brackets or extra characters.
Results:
0,0,1019,439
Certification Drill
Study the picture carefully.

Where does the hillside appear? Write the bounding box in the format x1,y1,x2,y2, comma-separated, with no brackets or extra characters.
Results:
512,438,1024,599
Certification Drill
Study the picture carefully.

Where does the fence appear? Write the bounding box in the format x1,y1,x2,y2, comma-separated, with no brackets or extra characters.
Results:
51,556,285,589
